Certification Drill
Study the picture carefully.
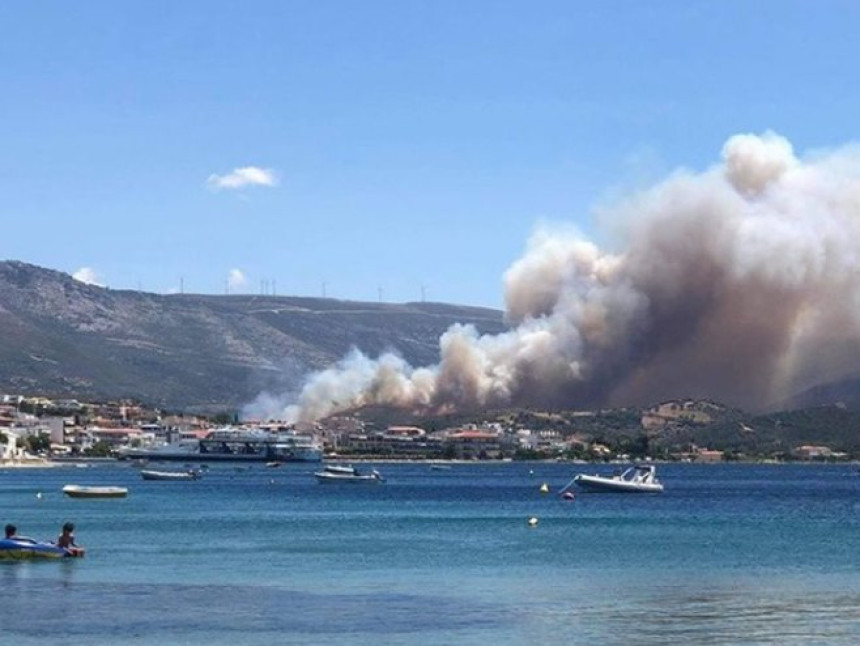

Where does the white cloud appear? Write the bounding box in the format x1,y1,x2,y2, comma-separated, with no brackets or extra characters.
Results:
206,166,278,190
227,268,247,290
72,267,104,287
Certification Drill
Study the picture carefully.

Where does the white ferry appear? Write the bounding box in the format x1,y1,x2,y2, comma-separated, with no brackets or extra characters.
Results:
119,427,322,463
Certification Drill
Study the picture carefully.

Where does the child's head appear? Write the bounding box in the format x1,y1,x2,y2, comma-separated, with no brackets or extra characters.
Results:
62,522,75,534
5,524,16,538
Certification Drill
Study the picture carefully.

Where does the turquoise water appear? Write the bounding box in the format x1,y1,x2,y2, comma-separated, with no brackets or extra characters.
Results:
2,462,860,645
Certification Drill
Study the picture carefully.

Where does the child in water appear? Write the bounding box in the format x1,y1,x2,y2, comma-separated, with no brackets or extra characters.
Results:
57,522,85,557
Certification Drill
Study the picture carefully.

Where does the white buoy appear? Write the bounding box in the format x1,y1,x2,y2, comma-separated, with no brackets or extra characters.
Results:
36,492,43,500
528,517,539,527
539,483,549,494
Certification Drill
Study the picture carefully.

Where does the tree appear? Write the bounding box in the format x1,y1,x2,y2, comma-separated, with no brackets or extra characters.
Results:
211,412,234,426
25,433,51,453
514,447,543,461
18,400,37,415
84,440,114,457
630,434,650,458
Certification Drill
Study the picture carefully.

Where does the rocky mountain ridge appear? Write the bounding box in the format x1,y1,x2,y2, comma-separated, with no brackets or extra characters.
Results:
0,261,507,412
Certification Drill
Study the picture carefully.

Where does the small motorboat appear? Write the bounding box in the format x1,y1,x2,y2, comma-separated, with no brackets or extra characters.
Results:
140,469,201,481
62,484,128,498
568,465,664,494
0,538,84,560
314,464,384,484
320,463,359,474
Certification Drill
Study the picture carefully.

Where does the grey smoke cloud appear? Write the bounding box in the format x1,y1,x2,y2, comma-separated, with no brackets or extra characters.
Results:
262,132,860,421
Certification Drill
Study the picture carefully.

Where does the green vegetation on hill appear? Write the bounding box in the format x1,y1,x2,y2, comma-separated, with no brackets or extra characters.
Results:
355,401,860,460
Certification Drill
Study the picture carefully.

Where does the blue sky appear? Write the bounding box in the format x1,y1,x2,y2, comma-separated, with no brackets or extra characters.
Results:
2,1,858,308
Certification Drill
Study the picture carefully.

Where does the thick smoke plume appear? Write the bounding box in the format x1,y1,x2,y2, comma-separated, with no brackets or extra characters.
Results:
255,132,860,421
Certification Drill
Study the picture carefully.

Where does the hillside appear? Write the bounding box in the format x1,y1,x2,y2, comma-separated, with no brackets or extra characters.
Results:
351,400,860,457
0,261,507,411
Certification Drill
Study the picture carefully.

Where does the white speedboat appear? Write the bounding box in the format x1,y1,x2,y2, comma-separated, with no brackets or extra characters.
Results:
314,465,384,484
140,469,200,481
62,484,128,498
571,465,664,493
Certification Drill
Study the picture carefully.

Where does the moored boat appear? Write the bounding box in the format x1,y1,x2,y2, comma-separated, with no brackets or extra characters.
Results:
314,464,384,484
0,537,84,560
119,427,323,463
140,469,200,481
62,484,128,498
569,465,664,493
320,464,360,474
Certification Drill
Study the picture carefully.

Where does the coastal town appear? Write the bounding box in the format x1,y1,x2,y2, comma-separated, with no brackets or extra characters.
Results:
1,392,853,466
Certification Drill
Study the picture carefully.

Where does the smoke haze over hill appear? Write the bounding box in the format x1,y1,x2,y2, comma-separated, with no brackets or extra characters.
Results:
271,132,860,422
0,262,506,412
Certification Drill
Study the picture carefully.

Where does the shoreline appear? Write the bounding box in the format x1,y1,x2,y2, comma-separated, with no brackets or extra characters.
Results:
0,459,61,469
2,455,853,468
323,456,858,466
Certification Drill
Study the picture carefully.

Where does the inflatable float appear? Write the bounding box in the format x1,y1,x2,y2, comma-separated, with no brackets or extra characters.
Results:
0,537,85,560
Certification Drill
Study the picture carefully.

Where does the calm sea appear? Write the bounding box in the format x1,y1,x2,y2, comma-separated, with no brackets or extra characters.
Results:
2,461,860,645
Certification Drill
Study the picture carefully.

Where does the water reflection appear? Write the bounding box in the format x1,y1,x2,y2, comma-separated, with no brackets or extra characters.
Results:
528,578,860,645
0,579,510,641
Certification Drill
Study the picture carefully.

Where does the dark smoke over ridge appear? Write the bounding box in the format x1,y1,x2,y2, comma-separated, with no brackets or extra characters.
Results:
246,132,860,421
